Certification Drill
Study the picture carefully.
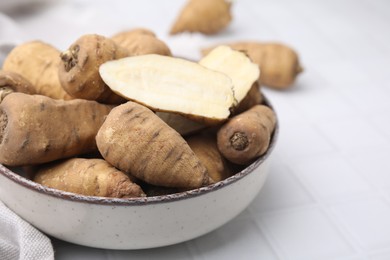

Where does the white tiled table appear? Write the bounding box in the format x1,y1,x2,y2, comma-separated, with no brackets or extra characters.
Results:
1,0,390,259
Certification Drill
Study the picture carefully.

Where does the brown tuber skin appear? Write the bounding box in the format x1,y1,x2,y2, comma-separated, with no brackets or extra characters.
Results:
2,41,73,100
112,28,172,56
170,0,232,35
202,42,303,89
34,158,145,198
0,70,36,102
59,34,129,104
187,134,232,182
96,101,212,189
0,93,113,166
217,105,276,165
233,82,264,115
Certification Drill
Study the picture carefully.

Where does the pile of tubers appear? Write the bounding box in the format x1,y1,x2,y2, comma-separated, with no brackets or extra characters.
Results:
0,28,280,199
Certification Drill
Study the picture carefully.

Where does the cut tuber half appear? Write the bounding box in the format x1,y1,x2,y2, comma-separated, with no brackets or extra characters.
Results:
99,54,235,124
199,45,260,105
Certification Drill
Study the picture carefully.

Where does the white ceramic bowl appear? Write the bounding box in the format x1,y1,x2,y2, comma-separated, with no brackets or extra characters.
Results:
0,108,278,250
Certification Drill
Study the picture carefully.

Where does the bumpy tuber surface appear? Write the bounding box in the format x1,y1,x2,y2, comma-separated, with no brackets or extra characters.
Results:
58,34,129,104
202,42,303,89
34,158,145,198
2,41,73,100
0,70,37,102
96,101,212,189
199,45,259,105
217,105,276,165
170,0,232,35
187,134,232,182
0,93,113,166
112,28,172,56
99,54,235,124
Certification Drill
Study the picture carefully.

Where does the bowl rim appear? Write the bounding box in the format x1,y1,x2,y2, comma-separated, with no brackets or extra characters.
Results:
0,100,279,206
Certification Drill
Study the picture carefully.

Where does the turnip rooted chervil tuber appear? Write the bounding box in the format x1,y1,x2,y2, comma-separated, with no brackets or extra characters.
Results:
0,93,112,166
199,45,260,105
99,54,235,124
34,158,145,198
202,42,303,89
217,104,276,165
96,101,212,189
2,41,73,100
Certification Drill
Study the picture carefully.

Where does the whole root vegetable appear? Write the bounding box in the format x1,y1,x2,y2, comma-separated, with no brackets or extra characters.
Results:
34,158,145,198
187,134,232,182
217,105,276,165
2,41,73,100
112,28,172,56
202,42,303,89
96,101,212,189
59,34,129,104
0,93,112,166
170,0,232,35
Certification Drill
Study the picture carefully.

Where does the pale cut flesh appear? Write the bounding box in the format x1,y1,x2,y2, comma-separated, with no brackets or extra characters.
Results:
99,54,235,123
199,45,260,104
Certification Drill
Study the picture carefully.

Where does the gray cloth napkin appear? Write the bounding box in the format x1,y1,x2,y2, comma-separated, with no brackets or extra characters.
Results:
0,200,54,260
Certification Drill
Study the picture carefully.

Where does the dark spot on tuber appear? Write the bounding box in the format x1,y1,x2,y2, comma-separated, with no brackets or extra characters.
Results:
61,44,80,72
230,132,249,151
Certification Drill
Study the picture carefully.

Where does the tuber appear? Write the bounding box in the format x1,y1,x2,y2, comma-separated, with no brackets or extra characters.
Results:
34,158,145,198
58,34,129,104
96,101,212,189
202,42,303,89
99,54,235,124
170,0,232,35
112,28,172,56
217,105,276,165
187,134,232,182
2,41,73,100
199,45,259,105
0,93,112,166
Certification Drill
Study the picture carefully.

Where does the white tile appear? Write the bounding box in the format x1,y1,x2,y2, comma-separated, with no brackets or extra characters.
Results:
368,250,390,260
289,87,357,122
369,110,390,141
290,153,373,201
345,150,390,189
190,217,278,260
258,206,354,260
336,83,390,116
262,88,307,125
274,120,335,162
107,243,192,260
316,116,389,152
52,239,108,260
331,198,390,251
311,60,371,87
249,163,314,213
